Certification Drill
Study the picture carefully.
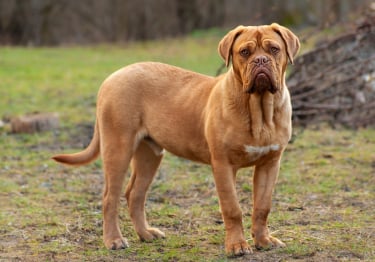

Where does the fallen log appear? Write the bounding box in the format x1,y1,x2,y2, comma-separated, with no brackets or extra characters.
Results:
10,112,60,134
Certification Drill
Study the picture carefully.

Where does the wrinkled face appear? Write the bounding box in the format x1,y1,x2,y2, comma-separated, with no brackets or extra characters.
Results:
218,24,300,95
232,27,287,94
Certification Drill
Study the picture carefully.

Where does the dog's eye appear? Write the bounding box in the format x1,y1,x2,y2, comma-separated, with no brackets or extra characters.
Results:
270,46,279,54
240,48,250,57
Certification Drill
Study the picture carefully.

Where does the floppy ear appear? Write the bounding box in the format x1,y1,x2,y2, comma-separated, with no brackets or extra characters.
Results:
271,23,300,64
218,26,246,67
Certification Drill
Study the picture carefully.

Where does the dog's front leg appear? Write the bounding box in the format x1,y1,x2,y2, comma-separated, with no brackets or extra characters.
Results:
211,161,252,256
251,157,286,250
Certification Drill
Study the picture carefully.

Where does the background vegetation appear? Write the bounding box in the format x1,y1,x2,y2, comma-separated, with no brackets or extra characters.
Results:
0,0,371,45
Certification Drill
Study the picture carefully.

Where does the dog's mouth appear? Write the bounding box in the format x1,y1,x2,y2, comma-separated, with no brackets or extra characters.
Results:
246,68,278,94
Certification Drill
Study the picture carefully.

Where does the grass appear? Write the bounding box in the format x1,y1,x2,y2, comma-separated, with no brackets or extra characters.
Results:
1,33,374,261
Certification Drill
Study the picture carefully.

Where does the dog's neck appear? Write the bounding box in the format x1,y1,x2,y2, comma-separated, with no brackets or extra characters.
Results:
248,91,275,139
222,68,289,140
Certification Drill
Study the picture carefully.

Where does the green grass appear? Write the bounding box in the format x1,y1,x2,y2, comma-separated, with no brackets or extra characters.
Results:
0,36,222,126
1,34,374,261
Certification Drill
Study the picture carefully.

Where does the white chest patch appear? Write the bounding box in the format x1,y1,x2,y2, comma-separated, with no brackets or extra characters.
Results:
244,144,280,161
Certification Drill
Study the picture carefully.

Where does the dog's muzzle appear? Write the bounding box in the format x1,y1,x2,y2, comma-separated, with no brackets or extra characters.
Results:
244,55,278,94
246,68,277,94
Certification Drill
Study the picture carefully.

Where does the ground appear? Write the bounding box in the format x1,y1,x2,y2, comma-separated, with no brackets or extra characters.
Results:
0,32,374,261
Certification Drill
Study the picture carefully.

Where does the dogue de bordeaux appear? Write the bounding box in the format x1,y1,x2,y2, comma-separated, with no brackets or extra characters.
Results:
53,23,300,257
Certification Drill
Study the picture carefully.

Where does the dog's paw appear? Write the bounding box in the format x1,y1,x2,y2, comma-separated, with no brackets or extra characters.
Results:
254,235,285,250
226,240,252,257
139,227,166,242
104,237,129,250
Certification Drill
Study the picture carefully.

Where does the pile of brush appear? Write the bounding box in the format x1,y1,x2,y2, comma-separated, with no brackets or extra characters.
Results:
288,13,375,128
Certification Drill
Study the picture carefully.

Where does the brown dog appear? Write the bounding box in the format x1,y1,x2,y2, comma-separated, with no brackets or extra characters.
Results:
53,23,299,256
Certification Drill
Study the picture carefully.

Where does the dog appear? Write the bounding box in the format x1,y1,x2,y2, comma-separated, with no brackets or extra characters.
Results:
52,23,299,256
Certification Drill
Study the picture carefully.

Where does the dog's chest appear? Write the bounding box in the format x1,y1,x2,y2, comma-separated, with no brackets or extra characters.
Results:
243,144,280,161
224,128,286,167
226,143,281,168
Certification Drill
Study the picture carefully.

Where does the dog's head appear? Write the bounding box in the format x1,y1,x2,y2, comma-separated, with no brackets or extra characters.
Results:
218,23,300,94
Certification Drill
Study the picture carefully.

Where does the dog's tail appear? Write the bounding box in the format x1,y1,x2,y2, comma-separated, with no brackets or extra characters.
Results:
52,121,100,166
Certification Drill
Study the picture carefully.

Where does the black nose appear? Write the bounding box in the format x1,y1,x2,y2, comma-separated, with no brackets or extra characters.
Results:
253,55,269,65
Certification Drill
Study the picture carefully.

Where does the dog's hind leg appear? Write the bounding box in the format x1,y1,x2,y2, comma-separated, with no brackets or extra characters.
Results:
101,128,136,250
125,139,165,242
